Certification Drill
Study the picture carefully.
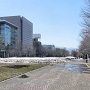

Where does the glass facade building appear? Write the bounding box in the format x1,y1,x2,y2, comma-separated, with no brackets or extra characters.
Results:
0,16,33,57
0,20,17,57
0,24,11,46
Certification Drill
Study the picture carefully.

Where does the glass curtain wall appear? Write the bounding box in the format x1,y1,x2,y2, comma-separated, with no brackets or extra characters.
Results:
0,23,17,49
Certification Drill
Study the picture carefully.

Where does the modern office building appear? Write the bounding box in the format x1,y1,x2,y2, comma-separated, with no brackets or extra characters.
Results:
43,45,55,50
0,20,17,57
0,16,33,57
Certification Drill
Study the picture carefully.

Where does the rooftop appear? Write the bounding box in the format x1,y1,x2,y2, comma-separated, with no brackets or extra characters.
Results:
0,20,17,29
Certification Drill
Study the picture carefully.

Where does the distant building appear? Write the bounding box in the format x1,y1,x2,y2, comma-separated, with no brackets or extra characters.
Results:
43,45,55,50
0,16,33,57
33,34,41,39
33,34,41,42
33,34,41,56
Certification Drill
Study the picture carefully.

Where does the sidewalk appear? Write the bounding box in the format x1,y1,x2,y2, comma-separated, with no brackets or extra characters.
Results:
0,63,90,90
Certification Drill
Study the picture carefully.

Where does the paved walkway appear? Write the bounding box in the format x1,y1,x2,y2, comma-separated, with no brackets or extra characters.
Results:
0,63,90,90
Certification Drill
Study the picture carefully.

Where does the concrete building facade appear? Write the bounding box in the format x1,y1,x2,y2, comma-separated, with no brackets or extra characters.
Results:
0,16,33,57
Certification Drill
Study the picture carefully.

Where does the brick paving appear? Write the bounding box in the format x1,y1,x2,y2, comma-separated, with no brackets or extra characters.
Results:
0,62,90,90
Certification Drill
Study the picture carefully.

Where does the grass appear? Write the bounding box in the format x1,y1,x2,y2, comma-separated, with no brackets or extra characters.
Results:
0,63,47,81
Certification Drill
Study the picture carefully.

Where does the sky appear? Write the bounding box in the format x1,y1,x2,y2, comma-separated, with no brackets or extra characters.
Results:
0,0,85,49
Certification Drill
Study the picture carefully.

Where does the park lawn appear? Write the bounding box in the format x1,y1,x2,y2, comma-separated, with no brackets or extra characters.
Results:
0,64,47,81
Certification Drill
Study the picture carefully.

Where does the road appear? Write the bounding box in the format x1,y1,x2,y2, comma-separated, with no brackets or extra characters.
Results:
0,62,90,90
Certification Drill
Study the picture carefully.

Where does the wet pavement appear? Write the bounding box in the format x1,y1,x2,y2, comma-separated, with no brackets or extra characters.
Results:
64,64,90,74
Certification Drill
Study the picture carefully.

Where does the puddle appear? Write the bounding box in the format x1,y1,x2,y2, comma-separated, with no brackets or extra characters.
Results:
64,64,90,74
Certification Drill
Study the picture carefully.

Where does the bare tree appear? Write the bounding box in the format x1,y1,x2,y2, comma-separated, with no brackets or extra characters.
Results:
71,49,78,57
79,0,90,58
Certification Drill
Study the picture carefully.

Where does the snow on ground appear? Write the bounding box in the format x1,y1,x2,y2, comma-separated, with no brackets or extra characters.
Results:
0,57,67,64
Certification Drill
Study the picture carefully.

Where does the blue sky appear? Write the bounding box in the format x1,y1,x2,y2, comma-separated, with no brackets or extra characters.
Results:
0,0,84,49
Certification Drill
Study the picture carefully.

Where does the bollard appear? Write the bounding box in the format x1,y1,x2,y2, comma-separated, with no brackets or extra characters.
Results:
86,59,88,63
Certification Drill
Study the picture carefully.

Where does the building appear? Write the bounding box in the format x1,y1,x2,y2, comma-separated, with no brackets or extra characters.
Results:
33,34,41,56
0,16,33,57
43,45,55,50
0,20,17,57
33,34,41,42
